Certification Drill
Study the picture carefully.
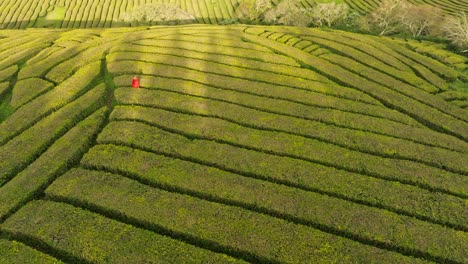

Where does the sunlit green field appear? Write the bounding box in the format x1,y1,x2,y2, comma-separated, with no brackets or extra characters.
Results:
0,16,466,264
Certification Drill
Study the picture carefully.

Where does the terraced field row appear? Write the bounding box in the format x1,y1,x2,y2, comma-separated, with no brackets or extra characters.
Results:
0,25,466,263
2,0,468,29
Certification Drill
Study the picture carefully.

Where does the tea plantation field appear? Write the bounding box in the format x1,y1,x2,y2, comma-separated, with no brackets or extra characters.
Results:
1,0,468,29
0,24,467,263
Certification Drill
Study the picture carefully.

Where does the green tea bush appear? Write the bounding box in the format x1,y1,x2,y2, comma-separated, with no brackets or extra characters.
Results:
2,200,246,263
96,119,468,229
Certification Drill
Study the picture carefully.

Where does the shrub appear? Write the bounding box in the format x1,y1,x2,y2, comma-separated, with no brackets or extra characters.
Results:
121,3,196,25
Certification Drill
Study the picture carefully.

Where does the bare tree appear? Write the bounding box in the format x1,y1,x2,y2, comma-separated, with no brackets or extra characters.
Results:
237,0,272,21
121,3,196,25
367,0,408,35
264,0,311,27
400,4,442,38
443,12,468,53
255,0,273,14
310,2,349,27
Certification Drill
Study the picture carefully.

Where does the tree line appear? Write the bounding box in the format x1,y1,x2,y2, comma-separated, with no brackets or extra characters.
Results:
119,0,467,53
236,0,467,53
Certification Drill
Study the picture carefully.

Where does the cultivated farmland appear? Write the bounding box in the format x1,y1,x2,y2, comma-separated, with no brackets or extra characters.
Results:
1,0,468,29
0,24,467,263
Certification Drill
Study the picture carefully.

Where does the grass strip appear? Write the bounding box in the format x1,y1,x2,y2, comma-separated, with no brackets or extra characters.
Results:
95,120,468,230
0,61,101,145
0,107,107,221
242,33,468,140
44,170,432,264
115,89,468,171
0,239,62,264
0,84,106,186
75,148,467,263
108,106,468,195
1,200,246,264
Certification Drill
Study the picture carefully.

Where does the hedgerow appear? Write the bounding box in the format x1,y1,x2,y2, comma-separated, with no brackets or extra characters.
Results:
112,74,422,127
107,106,468,194
439,90,468,101
2,200,247,264
0,61,101,144
95,120,467,228
0,64,17,82
109,44,327,83
332,34,450,89
375,37,460,80
113,78,468,152
0,82,9,97
10,78,54,108
45,41,118,83
0,239,62,264
114,88,467,172
43,169,433,263
158,33,276,52
107,60,380,105
301,35,439,92
242,33,468,140
0,84,106,186
0,107,107,221
452,99,468,108
18,34,119,80
74,146,466,263
0,25,466,263
107,52,336,93
0,43,50,71
127,39,299,66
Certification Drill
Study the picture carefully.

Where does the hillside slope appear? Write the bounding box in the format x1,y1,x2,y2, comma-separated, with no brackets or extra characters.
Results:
0,25,467,263
1,0,468,29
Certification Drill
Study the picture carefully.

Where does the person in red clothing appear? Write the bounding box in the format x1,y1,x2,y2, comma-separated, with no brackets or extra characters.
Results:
132,76,140,88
